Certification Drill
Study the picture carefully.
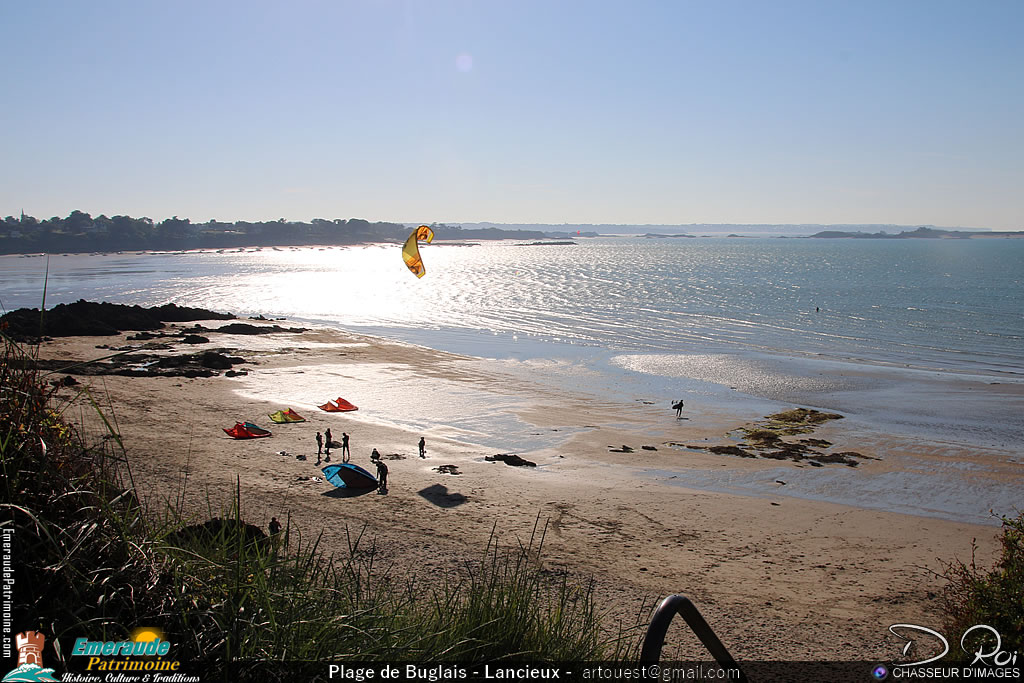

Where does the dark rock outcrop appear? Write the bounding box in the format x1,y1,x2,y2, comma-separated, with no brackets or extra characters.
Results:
0,300,234,342
33,349,246,378
485,453,537,467
212,323,309,335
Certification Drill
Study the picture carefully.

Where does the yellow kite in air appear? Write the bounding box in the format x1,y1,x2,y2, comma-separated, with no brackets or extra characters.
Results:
402,225,434,278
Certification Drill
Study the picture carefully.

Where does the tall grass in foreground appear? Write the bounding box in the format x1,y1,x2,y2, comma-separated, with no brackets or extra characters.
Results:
0,334,642,676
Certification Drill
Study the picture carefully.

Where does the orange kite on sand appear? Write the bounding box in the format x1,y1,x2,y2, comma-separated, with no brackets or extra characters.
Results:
319,398,358,412
402,225,434,278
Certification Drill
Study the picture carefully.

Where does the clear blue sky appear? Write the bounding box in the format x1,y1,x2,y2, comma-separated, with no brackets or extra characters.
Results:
2,0,1021,228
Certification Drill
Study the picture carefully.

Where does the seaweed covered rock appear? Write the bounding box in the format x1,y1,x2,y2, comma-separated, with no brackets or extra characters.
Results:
684,407,871,467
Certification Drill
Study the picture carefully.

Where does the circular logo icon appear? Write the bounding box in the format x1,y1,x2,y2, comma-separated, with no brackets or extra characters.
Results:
872,665,889,680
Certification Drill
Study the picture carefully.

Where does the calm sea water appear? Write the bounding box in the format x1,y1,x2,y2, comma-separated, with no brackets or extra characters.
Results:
2,237,1022,438
3,237,1022,522
4,238,1022,367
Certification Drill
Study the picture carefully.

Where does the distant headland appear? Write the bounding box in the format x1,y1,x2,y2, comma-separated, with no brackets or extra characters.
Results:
455,222,1023,237
807,226,1024,239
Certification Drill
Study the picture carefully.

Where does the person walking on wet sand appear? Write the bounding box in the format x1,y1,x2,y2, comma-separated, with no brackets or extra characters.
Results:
418,436,426,458
374,458,388,492
324,428,332,462
341,432,350,462
672,400,684,418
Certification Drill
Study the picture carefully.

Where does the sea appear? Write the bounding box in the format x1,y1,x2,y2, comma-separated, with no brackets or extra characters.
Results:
2,237,1022,523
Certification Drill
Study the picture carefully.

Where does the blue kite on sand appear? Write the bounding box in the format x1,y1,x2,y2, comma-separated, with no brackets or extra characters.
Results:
322,463,378,489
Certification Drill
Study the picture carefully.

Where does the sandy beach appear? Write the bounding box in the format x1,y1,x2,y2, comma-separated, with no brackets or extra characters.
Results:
40,320,1009,663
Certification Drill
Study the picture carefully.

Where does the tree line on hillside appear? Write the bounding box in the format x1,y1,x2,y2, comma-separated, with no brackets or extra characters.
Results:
0,211,549,254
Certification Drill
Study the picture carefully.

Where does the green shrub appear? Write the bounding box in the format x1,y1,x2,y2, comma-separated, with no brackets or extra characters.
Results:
942,512,1024,657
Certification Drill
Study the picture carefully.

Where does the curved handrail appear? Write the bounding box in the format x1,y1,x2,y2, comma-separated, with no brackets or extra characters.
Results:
640,594,749,682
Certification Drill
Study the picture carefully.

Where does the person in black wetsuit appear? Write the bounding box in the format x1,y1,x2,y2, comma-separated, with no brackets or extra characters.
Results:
374,458,388,493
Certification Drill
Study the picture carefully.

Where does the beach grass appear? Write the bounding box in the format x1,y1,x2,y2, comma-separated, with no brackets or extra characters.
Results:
0,334,642,671
941,512,1024,656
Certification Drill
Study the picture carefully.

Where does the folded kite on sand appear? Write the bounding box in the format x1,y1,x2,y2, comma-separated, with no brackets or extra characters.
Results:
319,398,358,412
224,422,272,439
269,408,306,423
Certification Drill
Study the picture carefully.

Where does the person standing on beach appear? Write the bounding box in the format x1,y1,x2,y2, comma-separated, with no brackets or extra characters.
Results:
374,458,389,493
418,436,426,458
341,432,350,462
268,516,283,551
324,428,332,462
315,432,323,463
672,400,684,418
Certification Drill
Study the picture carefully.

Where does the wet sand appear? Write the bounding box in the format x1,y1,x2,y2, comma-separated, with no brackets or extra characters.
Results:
40,322,1012,662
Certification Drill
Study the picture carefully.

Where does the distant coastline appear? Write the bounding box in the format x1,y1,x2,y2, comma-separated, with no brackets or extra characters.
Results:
807,226,1024,239
422,223,1024,240
3,210,1022,255
0,212,557,256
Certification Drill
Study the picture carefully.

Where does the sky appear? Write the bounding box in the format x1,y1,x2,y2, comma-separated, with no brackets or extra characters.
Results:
2,0,1022,229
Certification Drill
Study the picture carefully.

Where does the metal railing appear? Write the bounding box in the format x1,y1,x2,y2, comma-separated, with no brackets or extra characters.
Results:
640,594,749,682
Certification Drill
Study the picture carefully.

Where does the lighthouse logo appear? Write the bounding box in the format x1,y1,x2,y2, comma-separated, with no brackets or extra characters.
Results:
2,631,57,682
